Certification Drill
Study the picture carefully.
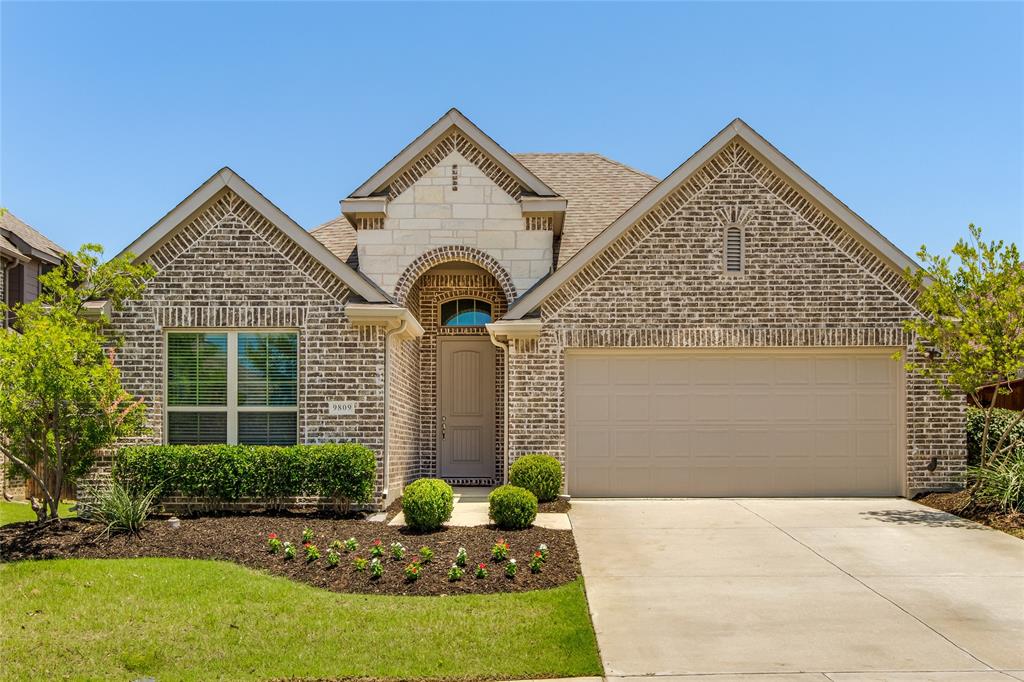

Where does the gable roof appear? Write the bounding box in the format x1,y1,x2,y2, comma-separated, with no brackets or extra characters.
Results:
0,210,66,264
120,167,389,303
349,108,560,199
312,152,659,270
504,118,921,319
514,153,659,268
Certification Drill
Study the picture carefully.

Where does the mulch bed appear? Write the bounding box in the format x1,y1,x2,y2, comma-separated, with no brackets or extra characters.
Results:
0,514,580,596
915,490,1024,539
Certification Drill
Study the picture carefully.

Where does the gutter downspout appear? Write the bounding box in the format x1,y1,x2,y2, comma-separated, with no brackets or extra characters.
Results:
381,318,409,503
488,331,510,484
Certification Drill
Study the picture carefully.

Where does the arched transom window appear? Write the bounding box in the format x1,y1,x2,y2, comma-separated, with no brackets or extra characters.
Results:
441,298,493,326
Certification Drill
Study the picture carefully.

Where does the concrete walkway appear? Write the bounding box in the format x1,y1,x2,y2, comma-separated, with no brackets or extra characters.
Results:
570,498,1024,681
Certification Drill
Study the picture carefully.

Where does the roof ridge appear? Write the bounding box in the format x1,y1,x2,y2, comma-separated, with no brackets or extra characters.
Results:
513,152,659,183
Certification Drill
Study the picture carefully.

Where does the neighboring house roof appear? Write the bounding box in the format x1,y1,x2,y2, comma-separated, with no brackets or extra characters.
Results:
514,153,660,268
348,108,560,199
505,118,922,319
0,233,27,262
119,167,389,304
0,210,66,264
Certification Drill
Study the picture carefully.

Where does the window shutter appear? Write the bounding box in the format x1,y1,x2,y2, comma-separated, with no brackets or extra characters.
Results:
726,226,743,273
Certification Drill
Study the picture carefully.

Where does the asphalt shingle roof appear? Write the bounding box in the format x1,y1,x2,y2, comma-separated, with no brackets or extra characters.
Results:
0,210,66,259
514,153,658,267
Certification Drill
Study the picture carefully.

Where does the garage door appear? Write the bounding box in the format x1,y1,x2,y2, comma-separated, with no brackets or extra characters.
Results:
566,351,901,497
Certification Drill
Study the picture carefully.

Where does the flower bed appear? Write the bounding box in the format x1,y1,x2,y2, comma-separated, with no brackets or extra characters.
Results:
0,515,580,596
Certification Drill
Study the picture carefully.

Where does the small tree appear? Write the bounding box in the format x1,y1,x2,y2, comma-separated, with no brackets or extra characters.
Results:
0,243,154,521
903,224,1024,471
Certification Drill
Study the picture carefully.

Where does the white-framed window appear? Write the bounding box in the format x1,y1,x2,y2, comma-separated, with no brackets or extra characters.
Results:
724,225,744,274
165,330,299,445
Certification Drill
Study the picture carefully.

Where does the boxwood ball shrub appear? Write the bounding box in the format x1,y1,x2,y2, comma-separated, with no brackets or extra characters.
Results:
488,485,538,530
113,443,376,512
508,453,563,502
401,478,454,531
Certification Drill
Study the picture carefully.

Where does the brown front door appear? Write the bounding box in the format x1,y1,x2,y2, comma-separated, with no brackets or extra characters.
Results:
438,338,496,479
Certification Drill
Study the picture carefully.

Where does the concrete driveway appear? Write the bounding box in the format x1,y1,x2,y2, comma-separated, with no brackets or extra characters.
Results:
570,498,1024,681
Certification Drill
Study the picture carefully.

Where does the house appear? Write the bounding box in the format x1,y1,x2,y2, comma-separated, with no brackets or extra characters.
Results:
0,210,66,328
0,210,66,499
100,109,964,505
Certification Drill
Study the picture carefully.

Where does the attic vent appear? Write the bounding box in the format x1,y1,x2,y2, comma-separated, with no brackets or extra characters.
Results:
725,226,743,273
451,164,459,191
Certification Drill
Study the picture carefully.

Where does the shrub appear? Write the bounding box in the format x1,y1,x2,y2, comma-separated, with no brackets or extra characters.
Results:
488,485,538,530
114,443,376,512
303,444,377,512
401,478,454,531
967,407,1024,465
81,480,160,535
968,448,1024,512
508,454,563,502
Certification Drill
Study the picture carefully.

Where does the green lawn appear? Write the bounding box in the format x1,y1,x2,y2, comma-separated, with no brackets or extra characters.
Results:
0,500,76,526
0,558,603,681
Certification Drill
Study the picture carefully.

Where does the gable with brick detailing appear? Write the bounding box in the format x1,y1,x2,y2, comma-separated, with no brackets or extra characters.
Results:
100,109,963,509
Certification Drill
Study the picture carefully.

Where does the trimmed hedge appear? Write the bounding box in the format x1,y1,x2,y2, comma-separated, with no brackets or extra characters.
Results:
967,407,1024,465
509,454,563,502
488,484,538,530
401,478,454,531
114,443,376,511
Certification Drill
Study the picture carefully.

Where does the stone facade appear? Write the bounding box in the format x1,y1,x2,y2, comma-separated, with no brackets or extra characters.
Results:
357,150,553,296
83,189,389,507
505,140,964,495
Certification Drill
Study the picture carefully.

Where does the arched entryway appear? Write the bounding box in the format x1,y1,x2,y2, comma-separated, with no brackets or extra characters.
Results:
400,255,510,485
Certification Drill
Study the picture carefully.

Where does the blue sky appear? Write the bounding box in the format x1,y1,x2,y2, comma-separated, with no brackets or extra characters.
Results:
1,1,1021,259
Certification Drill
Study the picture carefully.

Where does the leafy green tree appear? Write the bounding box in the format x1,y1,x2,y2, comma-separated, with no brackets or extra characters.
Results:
0,243,155,521
903,224,1024,471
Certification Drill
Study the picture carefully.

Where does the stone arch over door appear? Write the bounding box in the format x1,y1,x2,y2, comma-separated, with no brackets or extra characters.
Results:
394,246,517,308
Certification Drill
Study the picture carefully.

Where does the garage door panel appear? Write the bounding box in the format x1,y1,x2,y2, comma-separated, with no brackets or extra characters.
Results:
815,357,854,384
613,393,651,421
611,357,649,385
652,393,690,421
567,351,900,497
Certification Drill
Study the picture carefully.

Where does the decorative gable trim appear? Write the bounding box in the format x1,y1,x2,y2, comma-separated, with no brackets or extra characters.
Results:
504,119,921,319
348,109,559,200
119,167,389,304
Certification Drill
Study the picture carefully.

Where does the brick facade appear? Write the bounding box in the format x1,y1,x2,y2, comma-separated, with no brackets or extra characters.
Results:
82,189,389,507
100,121,965,506
505,141,964,495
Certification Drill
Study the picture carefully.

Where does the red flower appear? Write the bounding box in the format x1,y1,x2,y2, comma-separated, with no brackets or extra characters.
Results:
268,533,278,539
533,551,542,558
373,539,382,546
478,563,486,569
303,542,310,547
